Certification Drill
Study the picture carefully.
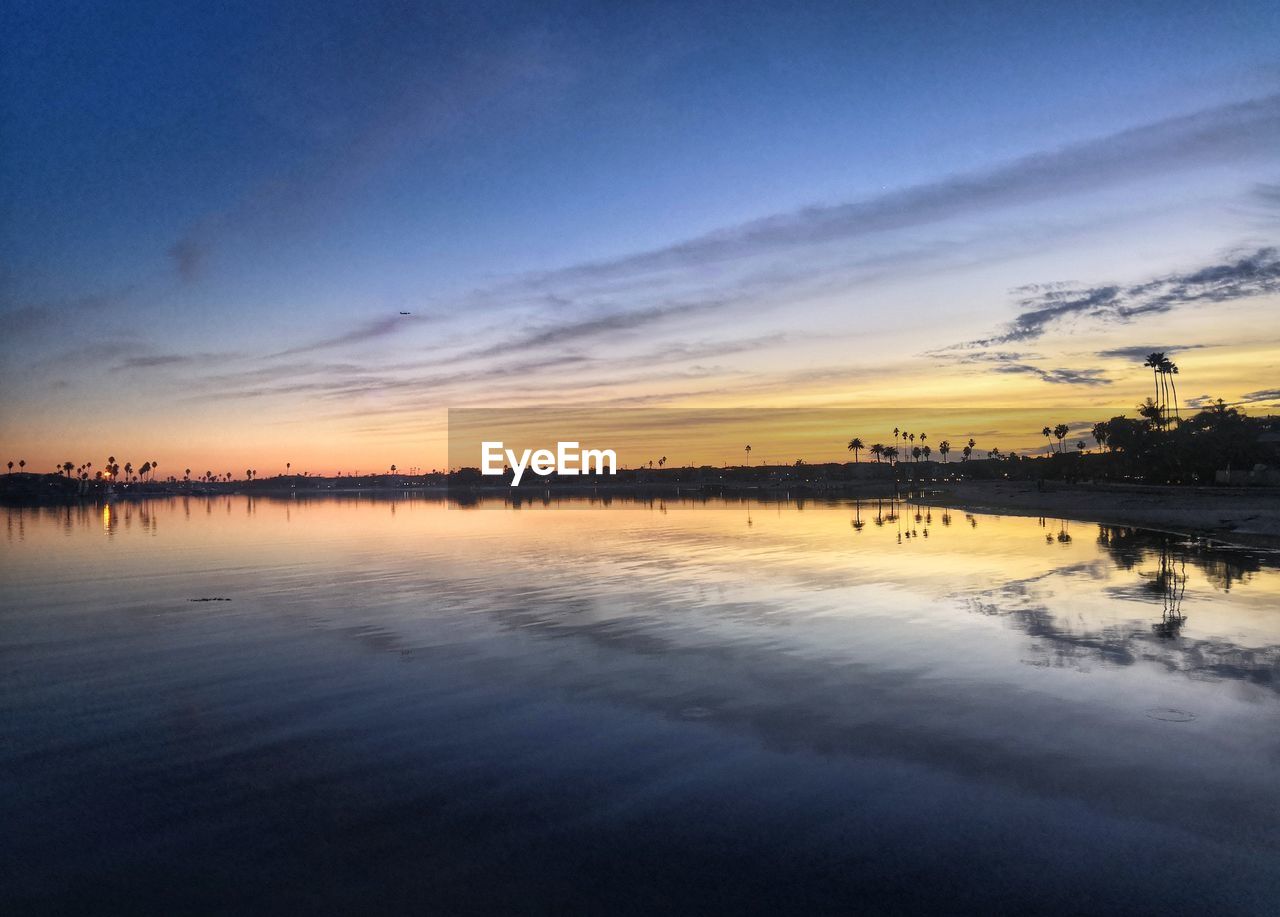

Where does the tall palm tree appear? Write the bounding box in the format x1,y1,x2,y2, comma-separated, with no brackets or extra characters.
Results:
1092,422,1108,450
847,437,864,462
939,440,950,462
744,444,751,465
1143,352,1166,425
893,427,900,451
18,459,25,472
962,445,972,461
911,446,921,463
1041,426,1052,456
922,445,931,461
883,445,899,465
1053,424,1069,453
870,443,884,463
286,462,291,475
967,438,976,453
1164,360,1181,424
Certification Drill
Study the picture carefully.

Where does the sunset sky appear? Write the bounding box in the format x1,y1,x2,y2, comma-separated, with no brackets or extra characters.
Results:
3,1,1279,473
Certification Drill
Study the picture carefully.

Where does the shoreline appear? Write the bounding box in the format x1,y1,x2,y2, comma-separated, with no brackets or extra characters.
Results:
925,481,1280,550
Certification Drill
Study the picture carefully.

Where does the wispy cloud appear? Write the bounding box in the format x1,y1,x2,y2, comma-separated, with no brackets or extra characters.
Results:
940,350,1112,386
273,315,420,357
521,94,1280,284
1095,344,1211,360
955,247,1280,348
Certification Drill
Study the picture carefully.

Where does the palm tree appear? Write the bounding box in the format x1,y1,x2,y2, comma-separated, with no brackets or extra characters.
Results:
18,459,25,473
1076,441,1086,453
1163,360,1181,424
922,445,931,462
893,427,900,450
1091,422,1108,450
139,462,151,481
1053,424,1069,453
150,460,158,481
962,445,972,461
6,461,11,474
847,437,864,462
185,468,191,481
744,444,751,466
1143,352,1166,426
870,443,884,463
1041,426,1052,455
286,462,291,475
390,464,397,474
883,445,899,465
967,438,976,454
124,462,133,481
911,446,921,463
938,440,950,462
658,456,667,468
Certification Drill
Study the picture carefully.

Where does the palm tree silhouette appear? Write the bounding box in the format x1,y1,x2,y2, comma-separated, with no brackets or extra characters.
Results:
883,445,899,465
847,437,864,462
1053,424,1069,453
962,444,972,461
870,443,884,463
1163,359,1181,424
1143,352,1166,426
1092,422,1108,450
19,459,25,472
938,440,950,462
911,446,921,463
922,445,931,461
6,461,11,474
1041,426,1052,455
744,444,751,466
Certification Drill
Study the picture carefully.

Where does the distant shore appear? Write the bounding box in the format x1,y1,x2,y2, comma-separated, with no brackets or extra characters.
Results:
928,480,1280,548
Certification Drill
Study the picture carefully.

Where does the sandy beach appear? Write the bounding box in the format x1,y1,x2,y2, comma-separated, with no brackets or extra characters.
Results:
931,480,1280,548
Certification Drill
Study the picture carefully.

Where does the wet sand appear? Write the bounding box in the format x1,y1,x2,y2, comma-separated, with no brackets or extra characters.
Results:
932,480,1280,547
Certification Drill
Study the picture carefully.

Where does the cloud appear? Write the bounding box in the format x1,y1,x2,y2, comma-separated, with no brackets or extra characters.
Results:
113,352,231,370
1238,387,1280,404
522,94,1280,285
1096,344,1210,360
939,350,1112,386
273,315,417,357
957,247,1280,348
168,238,206,283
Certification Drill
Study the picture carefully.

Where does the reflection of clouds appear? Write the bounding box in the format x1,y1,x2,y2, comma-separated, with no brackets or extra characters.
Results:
966,530,1280,692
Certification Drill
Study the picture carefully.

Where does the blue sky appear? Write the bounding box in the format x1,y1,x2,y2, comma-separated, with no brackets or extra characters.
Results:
2,0,1278,469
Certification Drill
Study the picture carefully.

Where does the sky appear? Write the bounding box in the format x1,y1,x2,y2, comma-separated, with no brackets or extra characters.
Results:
2,0,1279,474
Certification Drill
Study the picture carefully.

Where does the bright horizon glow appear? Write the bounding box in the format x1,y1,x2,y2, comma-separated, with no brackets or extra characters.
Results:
2,2,1278,474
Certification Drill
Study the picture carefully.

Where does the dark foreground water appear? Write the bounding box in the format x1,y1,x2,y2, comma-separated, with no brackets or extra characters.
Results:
2,496,1279,914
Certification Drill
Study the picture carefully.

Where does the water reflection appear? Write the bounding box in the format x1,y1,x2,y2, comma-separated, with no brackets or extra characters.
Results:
2,495,1279,912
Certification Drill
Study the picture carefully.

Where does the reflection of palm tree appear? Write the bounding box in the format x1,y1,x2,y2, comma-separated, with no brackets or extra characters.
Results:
851,500,864,531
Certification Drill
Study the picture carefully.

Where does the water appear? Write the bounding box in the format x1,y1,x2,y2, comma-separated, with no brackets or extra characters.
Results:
3,496,1278,914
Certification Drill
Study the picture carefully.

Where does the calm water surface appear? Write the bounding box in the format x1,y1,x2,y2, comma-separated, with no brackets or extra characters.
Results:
3,496,1279,914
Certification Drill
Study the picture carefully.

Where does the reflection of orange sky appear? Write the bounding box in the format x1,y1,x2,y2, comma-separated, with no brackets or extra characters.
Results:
6,496,1277,648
